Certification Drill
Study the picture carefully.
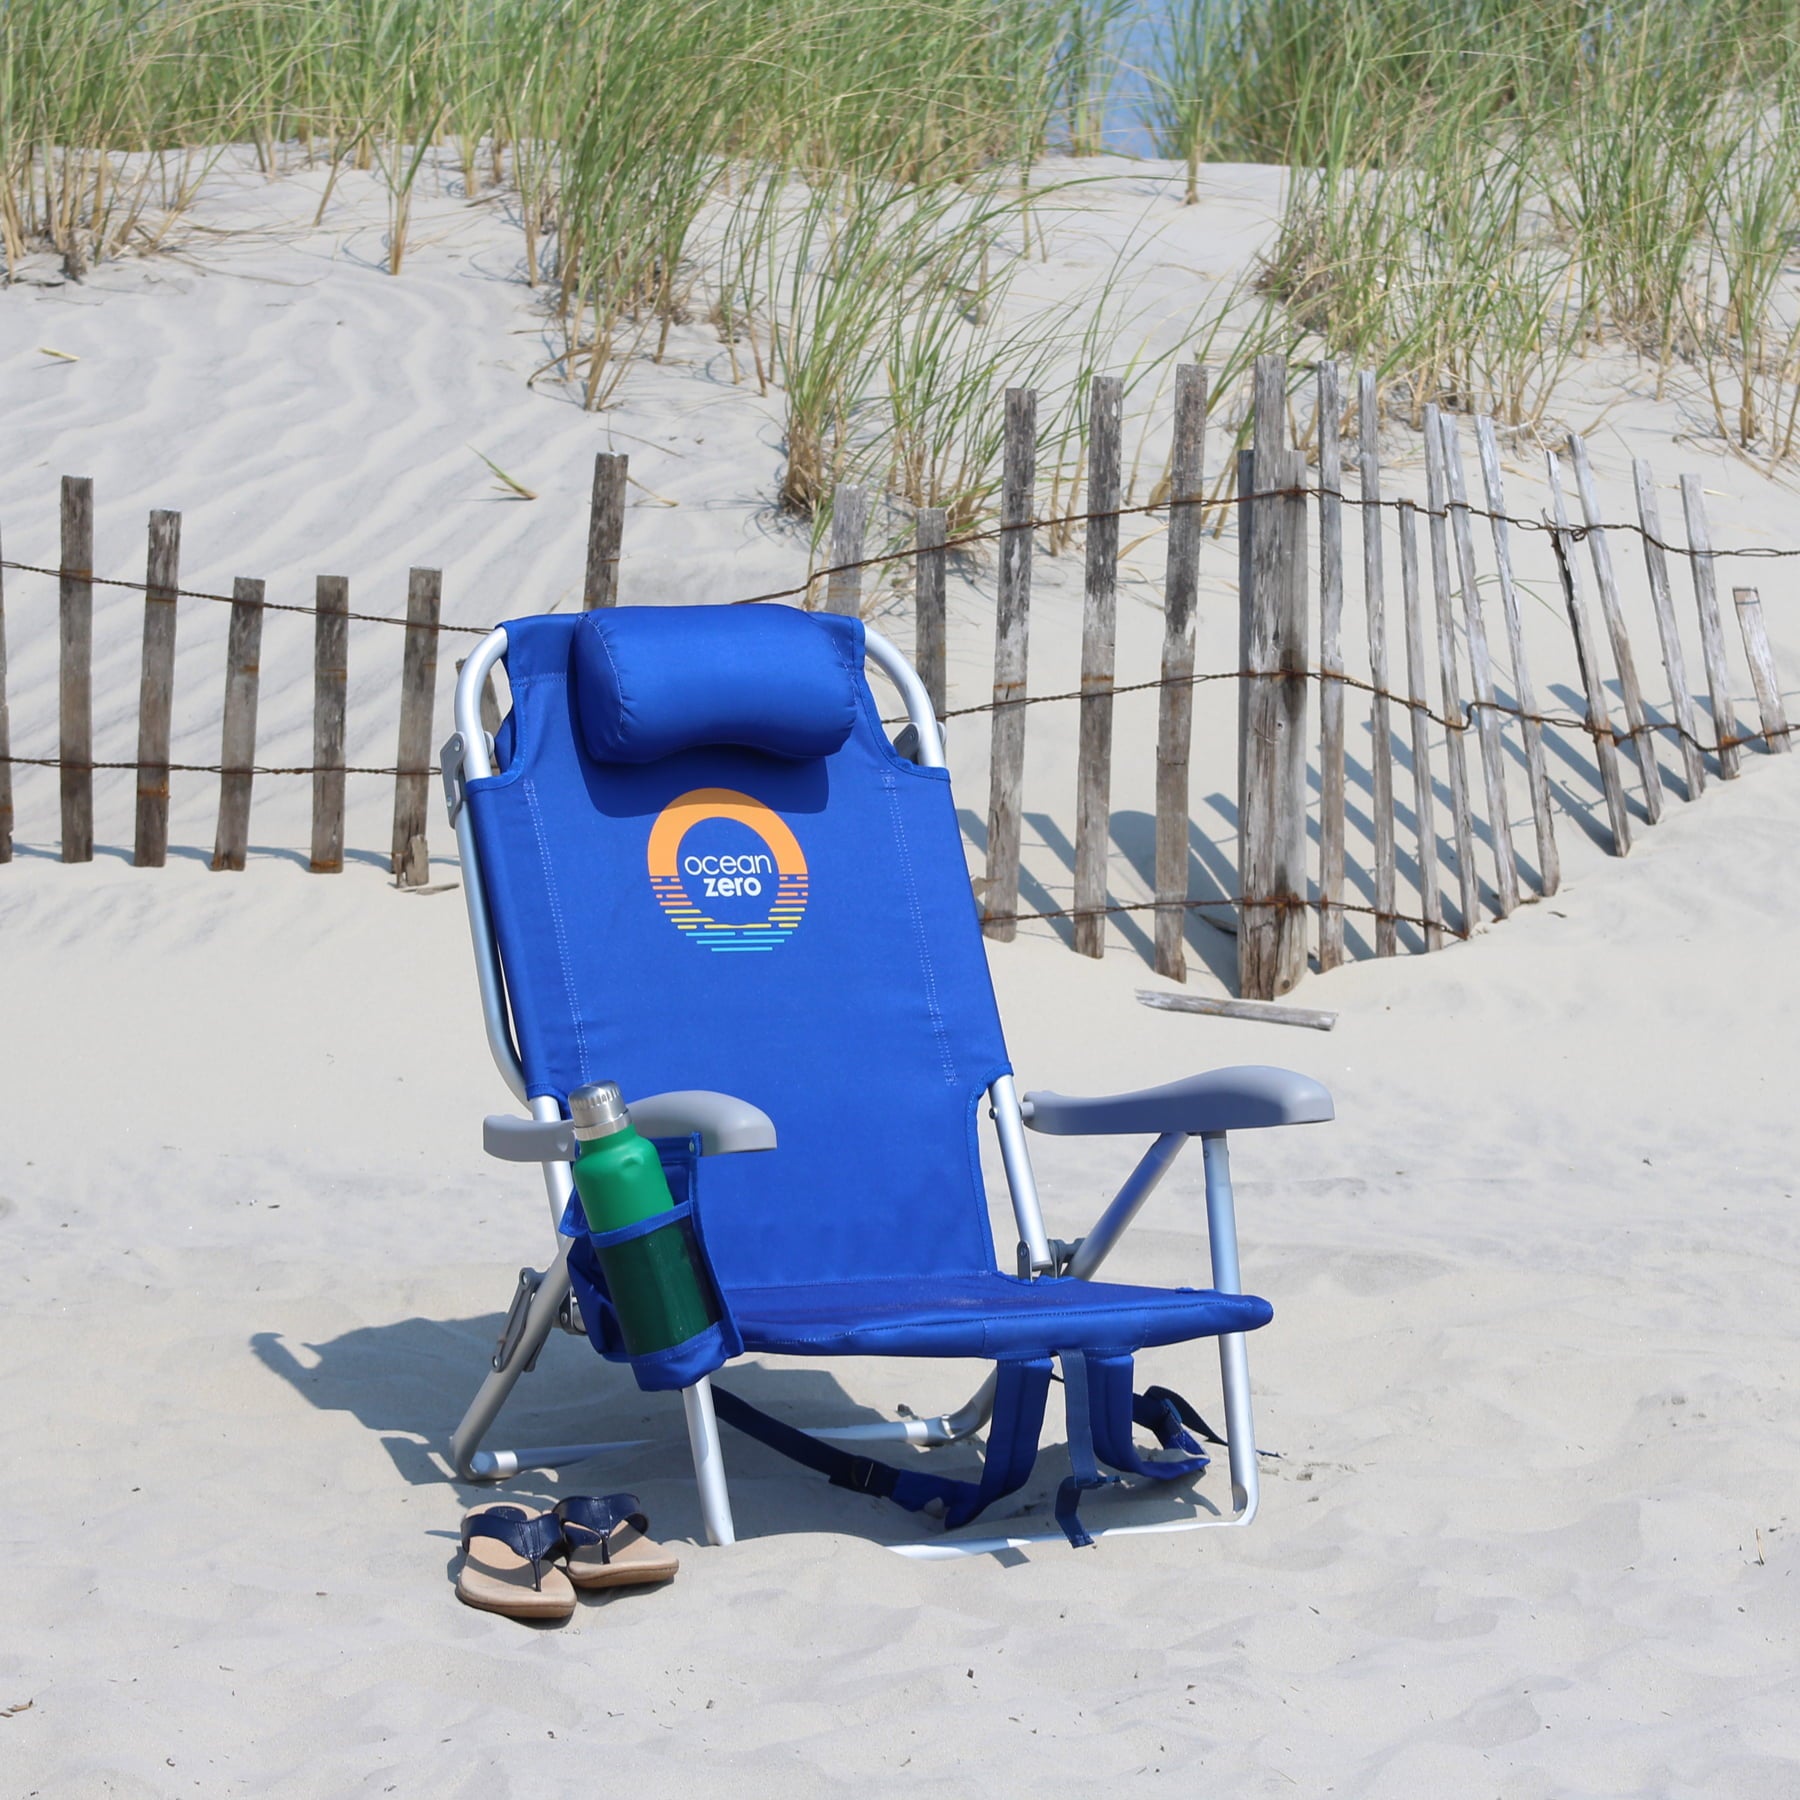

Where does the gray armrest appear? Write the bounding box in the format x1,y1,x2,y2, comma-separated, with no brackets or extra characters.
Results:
483,1089,777,1163
1020,1065,1333,1137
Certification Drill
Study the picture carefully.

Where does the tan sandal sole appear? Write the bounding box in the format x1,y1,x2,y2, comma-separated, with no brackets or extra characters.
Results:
457,1503,576,1621
565,1522,680,1590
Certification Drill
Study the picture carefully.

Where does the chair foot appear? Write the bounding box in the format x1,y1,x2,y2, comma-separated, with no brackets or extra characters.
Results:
803,1369,997,1447
683,1377,736,1546
448,1251,575,1478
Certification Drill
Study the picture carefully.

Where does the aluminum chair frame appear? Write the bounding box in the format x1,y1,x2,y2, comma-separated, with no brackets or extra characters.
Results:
441,623,1306,1556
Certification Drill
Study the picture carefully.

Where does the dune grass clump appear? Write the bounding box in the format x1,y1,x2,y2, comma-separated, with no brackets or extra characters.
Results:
1160,0,1800,457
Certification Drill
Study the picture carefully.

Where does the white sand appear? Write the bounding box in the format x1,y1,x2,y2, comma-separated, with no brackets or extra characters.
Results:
1,157,1796,1796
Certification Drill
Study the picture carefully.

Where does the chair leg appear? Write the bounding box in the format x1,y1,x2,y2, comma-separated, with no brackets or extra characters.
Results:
804,1370,997,1446
1203,1130,1260,1523
449,1251,575,1478
1215,1331,1260,1523
682,1376,736,1545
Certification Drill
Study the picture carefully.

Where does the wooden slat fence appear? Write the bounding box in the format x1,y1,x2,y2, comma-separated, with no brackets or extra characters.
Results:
0,390,1793,1005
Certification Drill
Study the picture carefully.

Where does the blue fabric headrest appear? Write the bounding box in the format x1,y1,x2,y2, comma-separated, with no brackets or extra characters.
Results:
572,604,859,764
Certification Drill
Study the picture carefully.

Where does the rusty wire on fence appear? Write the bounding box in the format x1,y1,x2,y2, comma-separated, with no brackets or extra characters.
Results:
2,657,1787,778
4,481,1800,639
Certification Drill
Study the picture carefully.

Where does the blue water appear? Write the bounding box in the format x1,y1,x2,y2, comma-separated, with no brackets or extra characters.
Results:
1103,4,1169,157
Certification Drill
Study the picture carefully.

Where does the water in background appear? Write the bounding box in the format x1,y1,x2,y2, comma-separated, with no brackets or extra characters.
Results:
1101,2,1172,157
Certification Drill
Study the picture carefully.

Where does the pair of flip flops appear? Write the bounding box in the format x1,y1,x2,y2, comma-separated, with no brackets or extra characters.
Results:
457,1493,679,1622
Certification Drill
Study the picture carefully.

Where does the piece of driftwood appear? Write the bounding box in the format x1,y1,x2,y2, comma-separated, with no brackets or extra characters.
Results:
1631,462,1706,800
391,567,443,882
1422,432,1479,930
1547,453,1631,854
914,507,947,719
1073,376,1122,958
1569,434,1663,822
1353,370,1398,957
1679,475,1742,780
1396,500,1444,950
824,484,868,617
1433,410,1518,917
311,576,349,873
1474,416,1559,895
982,388,1036,941
1732,587,1790,753
1154,364,1207,981
133,510,182,867
1315,363,1347,969
584,452,627,609
60,475,94,863
211,578,265,872
1136,989,1337,1031
0,521,11,864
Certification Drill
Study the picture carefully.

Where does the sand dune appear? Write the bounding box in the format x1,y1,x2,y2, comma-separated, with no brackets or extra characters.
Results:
1,156,1796,1797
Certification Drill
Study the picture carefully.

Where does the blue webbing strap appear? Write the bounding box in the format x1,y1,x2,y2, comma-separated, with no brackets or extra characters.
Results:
1133,1384,1227,1457
1050,1353,1223,1548
1088,1353,1214,1484
710,1357,1053,1532
1053,1354,1113,1548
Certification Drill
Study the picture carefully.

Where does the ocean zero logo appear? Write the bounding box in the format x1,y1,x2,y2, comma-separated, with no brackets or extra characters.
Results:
647,788,808,953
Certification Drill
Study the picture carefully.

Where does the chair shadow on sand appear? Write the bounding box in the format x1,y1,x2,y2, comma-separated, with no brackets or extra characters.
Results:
251,1319,1230,1552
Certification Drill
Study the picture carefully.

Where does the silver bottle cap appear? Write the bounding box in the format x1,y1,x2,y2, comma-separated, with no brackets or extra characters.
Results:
569,1080,630,1140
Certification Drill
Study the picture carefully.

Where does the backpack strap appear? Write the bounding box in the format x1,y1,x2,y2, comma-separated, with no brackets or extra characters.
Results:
1053,1351,1219,1547
711,1356,1054,1533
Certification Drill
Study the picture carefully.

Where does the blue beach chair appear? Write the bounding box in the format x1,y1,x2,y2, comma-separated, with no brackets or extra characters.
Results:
442,604,1331,1553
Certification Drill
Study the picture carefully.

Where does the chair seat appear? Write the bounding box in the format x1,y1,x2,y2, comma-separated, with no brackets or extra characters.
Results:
726,1271,1272,1360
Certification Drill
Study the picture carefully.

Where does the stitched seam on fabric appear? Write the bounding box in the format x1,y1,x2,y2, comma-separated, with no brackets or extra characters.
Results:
522,772,589,1078
883,769,957,1086
590,619,633,754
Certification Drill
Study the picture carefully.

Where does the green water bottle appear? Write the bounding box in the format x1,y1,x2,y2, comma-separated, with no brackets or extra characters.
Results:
568,1081,718,1355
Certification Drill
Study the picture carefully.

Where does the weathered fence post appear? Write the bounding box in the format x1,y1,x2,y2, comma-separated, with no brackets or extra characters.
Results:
1732,587,1790,752
1240,354,1309,1000
584,452,627,609
824,484,868,617
1315,364,1347,969
211,578,265,872
0,524,12,865
133,510,182,867
1397,500,1443,949
1475,416,1559,894
1235,444,1253,837
1632,462,1706,800
1073,376,1122,958
982,388,1036,942
1353,370,1397,958
1153,363,1206,981
60,476,94,863
914,508,947,719
311,575,349,873
1547,454,1631,855
1434,410,1519,917
1570,434,1663,822
1422,426,1479,929
1679,475,1742,780
391,567,442,884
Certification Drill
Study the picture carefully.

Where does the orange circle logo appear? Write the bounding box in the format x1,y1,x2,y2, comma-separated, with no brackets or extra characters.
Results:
646,788,809,953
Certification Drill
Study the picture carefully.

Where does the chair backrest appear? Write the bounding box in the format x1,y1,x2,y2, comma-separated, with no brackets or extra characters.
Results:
464,607,1013,1292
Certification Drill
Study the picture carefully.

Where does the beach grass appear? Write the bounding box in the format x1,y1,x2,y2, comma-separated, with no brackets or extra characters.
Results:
12,0,1800,509
1160,0,1800,453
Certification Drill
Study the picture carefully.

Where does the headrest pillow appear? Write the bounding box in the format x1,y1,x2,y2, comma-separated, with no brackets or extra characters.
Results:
572,604,859,764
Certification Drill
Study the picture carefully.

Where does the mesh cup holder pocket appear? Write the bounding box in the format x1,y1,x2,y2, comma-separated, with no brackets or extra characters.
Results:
562,1135,743,1392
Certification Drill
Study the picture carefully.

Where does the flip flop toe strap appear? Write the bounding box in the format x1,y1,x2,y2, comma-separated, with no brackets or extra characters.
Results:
553,1493,649,1565
462,1508,567,1591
